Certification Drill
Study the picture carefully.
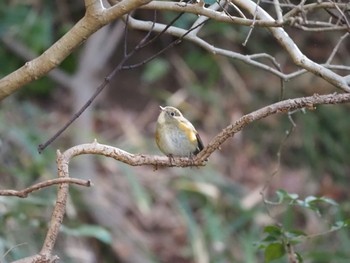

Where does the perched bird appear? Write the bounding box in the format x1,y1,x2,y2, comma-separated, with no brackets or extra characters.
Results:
155,106,204,157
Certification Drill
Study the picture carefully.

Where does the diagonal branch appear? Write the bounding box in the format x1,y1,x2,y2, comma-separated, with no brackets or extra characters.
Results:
196,92,350,161
232,0,350,92
0,0,152,101
37,10,192,153
56,93,350,169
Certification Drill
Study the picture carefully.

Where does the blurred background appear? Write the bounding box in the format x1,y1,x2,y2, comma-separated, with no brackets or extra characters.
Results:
0,1,350,262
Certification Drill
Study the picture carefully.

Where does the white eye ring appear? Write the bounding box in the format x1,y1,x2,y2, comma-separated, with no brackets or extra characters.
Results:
170,112,175,117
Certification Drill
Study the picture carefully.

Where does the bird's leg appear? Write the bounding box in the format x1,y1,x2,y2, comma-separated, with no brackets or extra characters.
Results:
167,154,175,166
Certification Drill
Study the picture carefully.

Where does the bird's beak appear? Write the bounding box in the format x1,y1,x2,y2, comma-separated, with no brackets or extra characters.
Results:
159,106,165,111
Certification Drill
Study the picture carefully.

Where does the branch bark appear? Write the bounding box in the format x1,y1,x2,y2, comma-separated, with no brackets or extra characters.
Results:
0,0,152,101
0,178,91,198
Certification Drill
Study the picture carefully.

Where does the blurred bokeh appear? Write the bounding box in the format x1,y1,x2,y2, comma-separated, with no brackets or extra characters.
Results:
1,1,350,262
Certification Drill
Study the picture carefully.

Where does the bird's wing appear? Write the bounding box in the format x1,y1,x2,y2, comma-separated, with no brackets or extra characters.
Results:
196,133,204,152
178,118,204,152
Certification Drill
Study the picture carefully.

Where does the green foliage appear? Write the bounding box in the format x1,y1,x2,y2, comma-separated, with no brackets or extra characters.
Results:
0,101,56,261
61,225,112,244
122,165,152,214
300,105,350,178
264,243,285,263
275,189,338,216
0,2,77,98
173,169,258,262
259,225,305,263
257,190,350,262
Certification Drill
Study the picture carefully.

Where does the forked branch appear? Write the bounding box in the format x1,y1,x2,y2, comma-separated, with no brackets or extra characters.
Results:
4,92,350,263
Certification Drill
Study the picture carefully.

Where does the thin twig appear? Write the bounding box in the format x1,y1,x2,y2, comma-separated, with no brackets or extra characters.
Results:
121,19,207,70
242,0,261,46
260,112,297,217
2,243,27,261
273,0,283,23
38,10,181,153
0,178,91,198
326,32,349,65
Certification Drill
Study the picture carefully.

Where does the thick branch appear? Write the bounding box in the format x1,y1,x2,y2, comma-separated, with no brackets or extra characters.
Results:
232,0,350,92
1,35,72,89
126,17,350,84
0,0,152,101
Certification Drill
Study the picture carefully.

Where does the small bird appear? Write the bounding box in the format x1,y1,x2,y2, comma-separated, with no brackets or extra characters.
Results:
155,106,204,157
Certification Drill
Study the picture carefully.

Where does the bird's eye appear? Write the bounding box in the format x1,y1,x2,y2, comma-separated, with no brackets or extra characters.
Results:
170,111,175,117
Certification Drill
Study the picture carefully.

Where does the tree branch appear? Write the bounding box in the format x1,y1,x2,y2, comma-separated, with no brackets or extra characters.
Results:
0,178,91,198
0,0,152,101
52,93,350,169
232,0,350,92
196,93,350,161
6,92,350,262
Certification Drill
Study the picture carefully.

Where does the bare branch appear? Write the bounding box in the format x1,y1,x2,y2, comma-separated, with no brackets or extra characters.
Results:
6,92,350,262
84,0,104,13
0,0,152,101
273,0,283,23
51,93,350,168
139,1,285,27
127,16,350,84
232,0,350,92
12,254,59,263
326,32,349,65
196,93,350,161
242,0,261,46
127,17,288,75
37,9,188,153
39,151,70,258
0,178,91,198
1,0,348,100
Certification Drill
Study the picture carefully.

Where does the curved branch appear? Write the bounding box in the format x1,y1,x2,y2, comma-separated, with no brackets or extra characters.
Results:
136,1,349,28
54,93,350,168
0,0,152,101
130,0,350,91
8,92,350,262
196,92,350,160
0,178,91,198
127,16,350,83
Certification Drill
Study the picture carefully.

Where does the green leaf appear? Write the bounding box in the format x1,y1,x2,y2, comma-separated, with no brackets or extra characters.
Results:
296,195,338,214
61,225,112,244
330,220,350,231
276,189,299,204
318,196,338,206
263,225,283,237
265,243,285,262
